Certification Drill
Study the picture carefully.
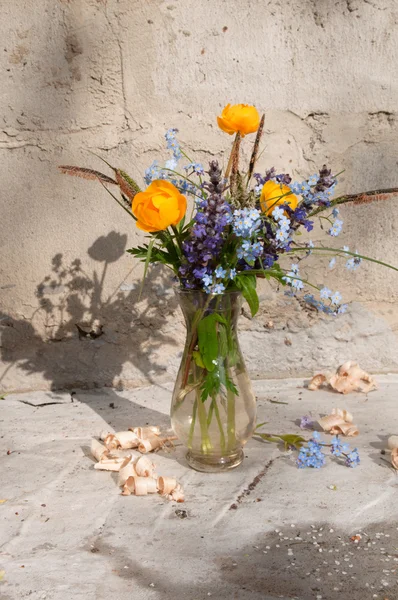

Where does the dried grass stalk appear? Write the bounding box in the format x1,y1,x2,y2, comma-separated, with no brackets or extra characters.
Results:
58,166,117,185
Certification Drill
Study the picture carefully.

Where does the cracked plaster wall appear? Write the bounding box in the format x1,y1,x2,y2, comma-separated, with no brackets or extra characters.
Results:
1,0,398,392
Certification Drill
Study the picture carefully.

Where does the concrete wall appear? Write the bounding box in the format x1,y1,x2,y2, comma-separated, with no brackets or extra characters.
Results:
1,0,398,392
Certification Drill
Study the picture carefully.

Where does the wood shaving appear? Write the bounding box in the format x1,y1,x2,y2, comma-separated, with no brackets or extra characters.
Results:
104,431,139,450
117,456,137,487
391,448,398,470
329,361,377,394
158,476,178,496
90,438,108,462
318,408,359,437
308,374,327,391
308,361,377,395
135,455,156,477
90,425,184,501
93,457,125,471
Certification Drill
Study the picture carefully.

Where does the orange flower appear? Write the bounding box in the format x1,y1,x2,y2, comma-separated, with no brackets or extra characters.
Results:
217,103,260,136
132,180,187,232
260,180,298,216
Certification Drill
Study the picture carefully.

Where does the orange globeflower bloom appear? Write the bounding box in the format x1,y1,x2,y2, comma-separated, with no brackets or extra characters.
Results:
217,103,260,137
132,180,187,232
260,180,299,216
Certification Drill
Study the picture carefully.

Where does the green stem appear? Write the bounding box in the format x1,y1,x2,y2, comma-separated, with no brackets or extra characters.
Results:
161,168,203,192
188,398,198,449
212,398,226,454
197,395,212,454
170,225,184,256
287,247,398,273
226,385,236,452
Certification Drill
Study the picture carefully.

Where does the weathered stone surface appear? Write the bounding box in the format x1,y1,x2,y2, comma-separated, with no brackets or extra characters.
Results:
1,378,398,599
1,0,398,390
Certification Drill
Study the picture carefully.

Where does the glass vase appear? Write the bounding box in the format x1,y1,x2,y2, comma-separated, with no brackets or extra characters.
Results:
170,288,257,472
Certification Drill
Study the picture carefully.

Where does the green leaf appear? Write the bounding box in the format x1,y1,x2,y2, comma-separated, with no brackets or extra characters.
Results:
255,432,306,450
217,323,228,358
197,314,219,372
200,369,221,402
196,313,227,372
235,273,259,316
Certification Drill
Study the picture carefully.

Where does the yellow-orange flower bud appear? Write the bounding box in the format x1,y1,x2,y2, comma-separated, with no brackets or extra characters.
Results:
132,180,187,232
260,180,298,216
217,103,260,137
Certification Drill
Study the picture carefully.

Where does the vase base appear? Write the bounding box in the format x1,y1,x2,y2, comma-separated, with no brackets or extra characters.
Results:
186,448,244,473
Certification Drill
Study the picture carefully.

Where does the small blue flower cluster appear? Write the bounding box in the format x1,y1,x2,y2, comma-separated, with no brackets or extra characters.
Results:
290,166,337,208
202,266,237,294
297,432,326,469
342,246,362,271
144,160,163,185
331,436,360,467
237,240,262,266
165,128,182,163
232,208,262,238
272,206,292,248
297,432,360,469
283,263,304,291
328,207,343,237
330,436,350,457
184,162,204,176
304,292,348,315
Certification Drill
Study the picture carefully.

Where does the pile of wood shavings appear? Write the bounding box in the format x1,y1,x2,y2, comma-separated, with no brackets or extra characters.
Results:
90,426,184,502
308,361,377,394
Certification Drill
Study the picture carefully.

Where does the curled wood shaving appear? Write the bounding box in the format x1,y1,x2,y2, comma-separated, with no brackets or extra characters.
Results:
308,374,327,391
91,438,108,462
135,456,156,477
90,425,184,501
117,456,137,487
131,426,161,439
318,409,359,437
329,361,377,394
158,476,178,496
391,448,398,470
169,484,185,503
138,434,163,453
122,476,158,496
93,457,125,471
104,431,139,451
308,361,377,395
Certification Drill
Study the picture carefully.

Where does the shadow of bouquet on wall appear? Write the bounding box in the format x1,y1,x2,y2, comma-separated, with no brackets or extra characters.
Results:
0,231,180,426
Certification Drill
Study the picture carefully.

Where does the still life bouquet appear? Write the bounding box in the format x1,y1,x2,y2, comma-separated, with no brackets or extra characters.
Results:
60,103,397,472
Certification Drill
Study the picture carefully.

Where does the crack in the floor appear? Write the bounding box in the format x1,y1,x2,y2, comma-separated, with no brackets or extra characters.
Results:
230,456,281,509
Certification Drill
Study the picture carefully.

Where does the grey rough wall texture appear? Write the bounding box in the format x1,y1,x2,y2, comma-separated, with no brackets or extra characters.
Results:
1,0,398,391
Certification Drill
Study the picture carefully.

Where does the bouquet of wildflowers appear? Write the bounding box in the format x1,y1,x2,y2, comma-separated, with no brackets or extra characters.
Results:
60,103,397,470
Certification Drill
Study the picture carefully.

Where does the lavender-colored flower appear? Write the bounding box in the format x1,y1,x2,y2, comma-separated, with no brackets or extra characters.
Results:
300,415,313,429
